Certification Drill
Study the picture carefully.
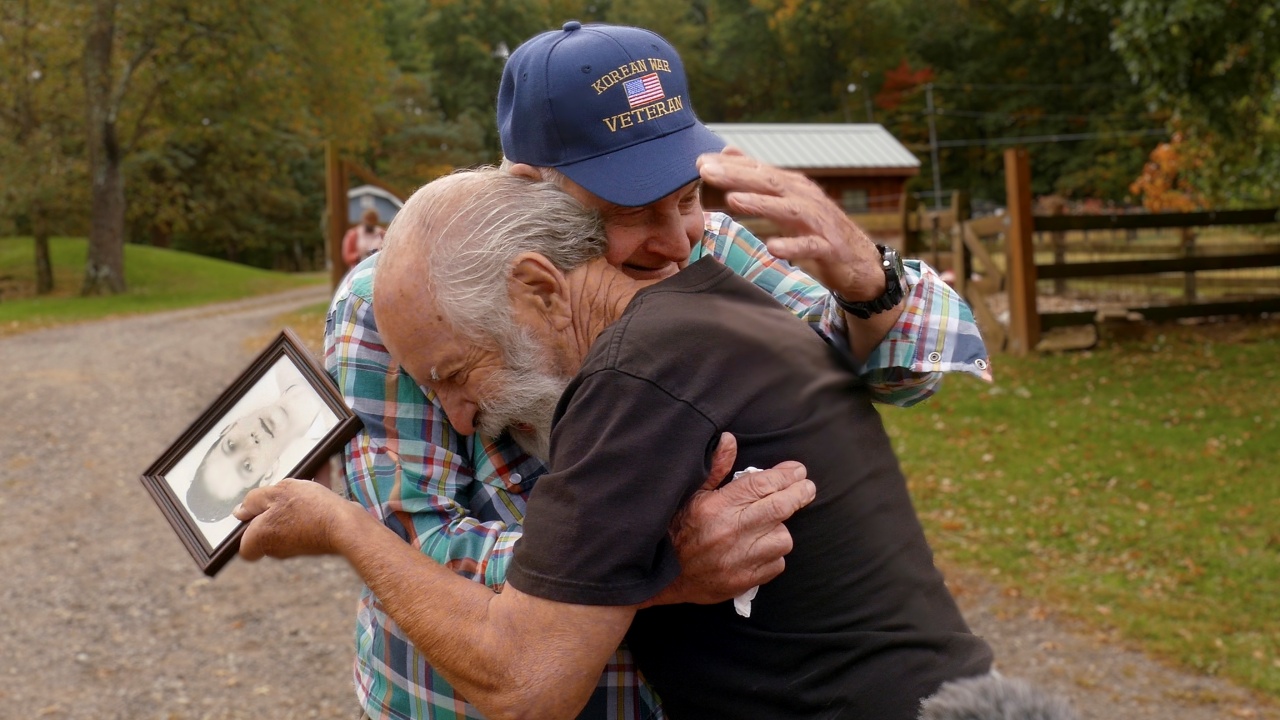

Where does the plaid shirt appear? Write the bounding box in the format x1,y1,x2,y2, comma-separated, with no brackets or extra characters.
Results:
324,212,989,720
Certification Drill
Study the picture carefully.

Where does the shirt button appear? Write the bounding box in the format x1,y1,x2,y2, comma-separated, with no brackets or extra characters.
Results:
928,351,943,364
975,358,989,370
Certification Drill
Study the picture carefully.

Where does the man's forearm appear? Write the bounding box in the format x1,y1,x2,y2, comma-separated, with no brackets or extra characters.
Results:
328,500,627,720
842,302,906,365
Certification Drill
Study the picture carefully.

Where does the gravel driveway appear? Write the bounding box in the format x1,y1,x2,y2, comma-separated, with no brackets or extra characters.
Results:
0,288,1273,719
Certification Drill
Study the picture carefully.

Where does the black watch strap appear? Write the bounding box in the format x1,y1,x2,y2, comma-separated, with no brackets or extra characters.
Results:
832,245,907,320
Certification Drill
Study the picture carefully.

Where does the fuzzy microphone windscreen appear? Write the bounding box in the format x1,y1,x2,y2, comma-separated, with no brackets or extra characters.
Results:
918,673,1079,720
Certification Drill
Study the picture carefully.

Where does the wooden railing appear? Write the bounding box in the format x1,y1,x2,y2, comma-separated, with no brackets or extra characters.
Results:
999,148,1280,353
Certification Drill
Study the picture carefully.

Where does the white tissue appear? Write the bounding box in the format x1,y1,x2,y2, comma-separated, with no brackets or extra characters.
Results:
731,466,763,618
733,585,758,618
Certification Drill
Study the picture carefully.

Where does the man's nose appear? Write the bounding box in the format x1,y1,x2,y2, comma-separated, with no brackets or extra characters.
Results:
435,386,479,435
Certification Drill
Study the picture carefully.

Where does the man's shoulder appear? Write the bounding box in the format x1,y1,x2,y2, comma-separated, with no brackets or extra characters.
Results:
633,258,783,317
326,259,383,362
334,259,379,307
594,261,808,372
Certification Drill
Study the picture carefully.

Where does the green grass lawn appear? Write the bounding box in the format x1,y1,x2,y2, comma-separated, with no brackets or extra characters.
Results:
883,320,1280,697
0,237,324,335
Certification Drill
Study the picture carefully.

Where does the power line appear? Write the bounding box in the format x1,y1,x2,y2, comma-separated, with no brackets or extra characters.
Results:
928,82,1130,91
925,84,943,210
906,81,1159,202
932,108,1148,123
910,128,1167,150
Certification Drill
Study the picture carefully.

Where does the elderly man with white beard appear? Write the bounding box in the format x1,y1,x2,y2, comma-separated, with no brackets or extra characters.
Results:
234,167,995,720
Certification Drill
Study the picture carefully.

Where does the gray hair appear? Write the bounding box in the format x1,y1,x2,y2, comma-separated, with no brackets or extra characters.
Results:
381,166,607,340
497,157,569,188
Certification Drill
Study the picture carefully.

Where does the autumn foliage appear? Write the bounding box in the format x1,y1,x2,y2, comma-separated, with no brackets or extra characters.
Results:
875,59,935,111
1129,133,1204,212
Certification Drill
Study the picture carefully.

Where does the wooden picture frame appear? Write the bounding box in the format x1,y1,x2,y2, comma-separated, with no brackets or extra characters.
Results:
140,328,362,576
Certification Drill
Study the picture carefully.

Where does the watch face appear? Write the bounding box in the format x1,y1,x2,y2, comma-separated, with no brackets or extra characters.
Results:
876,245,908,300
878,246,905,282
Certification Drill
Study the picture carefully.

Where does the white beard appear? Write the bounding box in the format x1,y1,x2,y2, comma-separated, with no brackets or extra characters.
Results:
475,325,570,462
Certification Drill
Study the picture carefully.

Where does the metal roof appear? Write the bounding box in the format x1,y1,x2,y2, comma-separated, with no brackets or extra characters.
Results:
347,184,404,207
704,123,920,170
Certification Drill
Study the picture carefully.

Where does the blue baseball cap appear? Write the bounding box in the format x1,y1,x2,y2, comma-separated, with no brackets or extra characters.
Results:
498,21,725,208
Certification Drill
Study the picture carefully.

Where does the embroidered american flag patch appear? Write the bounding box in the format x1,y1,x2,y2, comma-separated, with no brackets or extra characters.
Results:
624,73,665,108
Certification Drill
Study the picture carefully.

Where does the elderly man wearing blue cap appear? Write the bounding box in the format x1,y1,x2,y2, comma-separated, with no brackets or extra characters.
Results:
300,21,989,720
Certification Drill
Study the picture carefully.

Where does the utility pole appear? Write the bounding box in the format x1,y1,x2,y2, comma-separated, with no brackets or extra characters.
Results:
862,71,873,122
925,83,943,210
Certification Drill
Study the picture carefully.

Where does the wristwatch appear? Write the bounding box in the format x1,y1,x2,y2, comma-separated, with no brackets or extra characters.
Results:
831,244,909,320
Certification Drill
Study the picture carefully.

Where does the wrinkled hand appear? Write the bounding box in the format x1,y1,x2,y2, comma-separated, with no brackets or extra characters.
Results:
654,433,816,606
698,148,886,301
233,478,356,561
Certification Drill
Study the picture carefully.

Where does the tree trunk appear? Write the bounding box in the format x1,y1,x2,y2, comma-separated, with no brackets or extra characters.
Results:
149,225,170,248
81,0,127,296
33,209,54,295
17,0,54,296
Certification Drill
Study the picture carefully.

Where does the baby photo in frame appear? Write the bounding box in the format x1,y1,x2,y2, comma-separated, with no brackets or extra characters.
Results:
141,328,361,576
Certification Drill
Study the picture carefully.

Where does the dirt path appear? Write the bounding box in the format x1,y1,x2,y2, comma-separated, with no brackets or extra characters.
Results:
950,565,1275,719
0,288,1273,719
0,287,362,720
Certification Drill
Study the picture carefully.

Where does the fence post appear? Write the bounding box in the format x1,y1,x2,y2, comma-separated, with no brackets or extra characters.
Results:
930,213,942,270
900,192,921,256
325,140,349,291
1046,198,1067,295
951,189,971,223
950,190,971,294
1181,226,1197,302
1004,148,1040,355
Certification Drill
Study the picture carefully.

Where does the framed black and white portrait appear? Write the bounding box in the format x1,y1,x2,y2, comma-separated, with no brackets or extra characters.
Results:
141,329,362,575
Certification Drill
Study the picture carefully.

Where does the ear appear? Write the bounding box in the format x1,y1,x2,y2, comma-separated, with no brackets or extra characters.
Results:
509,252,572,331
506,163,543,182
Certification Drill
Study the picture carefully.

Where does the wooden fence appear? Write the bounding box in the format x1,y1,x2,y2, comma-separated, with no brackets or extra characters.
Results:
906,150,1280,355
992,148,1280,354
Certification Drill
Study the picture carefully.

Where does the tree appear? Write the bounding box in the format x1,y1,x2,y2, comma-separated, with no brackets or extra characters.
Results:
875,59,933,112
1129,132,1205,212
125,0,386,268
693,0,789,121
369,0,509,185
415,0,563,159
900,0,1158,203
367,71,490,190
1064,0,1280,204
79,0,388,285
685,0,905,124
0,0,88,294
759,0,905,121
80,0,208,294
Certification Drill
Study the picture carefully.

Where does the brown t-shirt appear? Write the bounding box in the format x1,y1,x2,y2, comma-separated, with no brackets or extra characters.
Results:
507,257,992,719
